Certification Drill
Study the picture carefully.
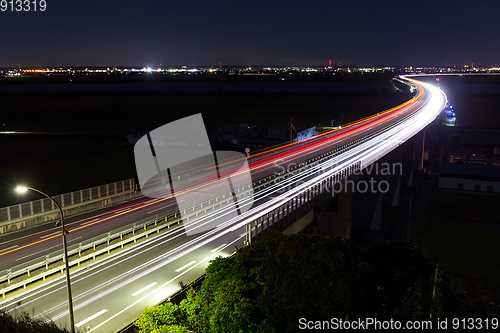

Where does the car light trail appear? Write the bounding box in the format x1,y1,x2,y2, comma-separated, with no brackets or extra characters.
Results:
0,81,423,259
0,77,447,333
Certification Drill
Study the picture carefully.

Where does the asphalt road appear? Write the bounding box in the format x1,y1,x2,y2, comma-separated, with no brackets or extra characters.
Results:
0,77,446,332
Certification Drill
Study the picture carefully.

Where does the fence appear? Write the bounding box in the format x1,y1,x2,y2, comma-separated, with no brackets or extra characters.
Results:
0,179,135,223
0,129,367,297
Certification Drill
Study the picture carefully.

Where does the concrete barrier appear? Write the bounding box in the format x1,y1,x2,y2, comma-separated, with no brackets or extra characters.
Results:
0,190,144,235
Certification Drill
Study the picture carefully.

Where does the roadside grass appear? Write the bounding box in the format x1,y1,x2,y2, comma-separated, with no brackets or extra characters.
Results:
411,189,500,317
413,189,500,280
414,217,500,279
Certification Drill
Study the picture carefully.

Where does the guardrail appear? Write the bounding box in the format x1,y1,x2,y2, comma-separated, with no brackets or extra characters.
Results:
0,213,173,297
0,131,370,298
0,185,256,297
1,83,428,298
0,179,135,224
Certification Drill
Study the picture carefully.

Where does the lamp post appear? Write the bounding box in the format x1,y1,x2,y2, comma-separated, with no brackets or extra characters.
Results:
16,185,75,333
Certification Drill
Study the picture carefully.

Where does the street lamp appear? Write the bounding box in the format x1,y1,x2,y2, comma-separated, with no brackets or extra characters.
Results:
15,185,75,333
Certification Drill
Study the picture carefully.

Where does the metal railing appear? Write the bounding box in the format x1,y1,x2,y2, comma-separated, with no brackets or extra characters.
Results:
0,89,427,297
0,185,255,297
0,134,369,298
0,211,184,296
0,179,135,223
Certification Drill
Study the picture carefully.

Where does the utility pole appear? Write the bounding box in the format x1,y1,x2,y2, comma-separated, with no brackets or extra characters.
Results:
430,263,439,319
421,129,426,170
407,193,413,242
413,137,416,162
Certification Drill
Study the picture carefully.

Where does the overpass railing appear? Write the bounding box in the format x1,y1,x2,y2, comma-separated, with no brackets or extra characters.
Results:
0,79,434,298
0,179,135,224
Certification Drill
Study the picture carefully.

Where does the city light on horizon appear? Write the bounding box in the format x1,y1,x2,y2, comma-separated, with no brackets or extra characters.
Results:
1,1,499,68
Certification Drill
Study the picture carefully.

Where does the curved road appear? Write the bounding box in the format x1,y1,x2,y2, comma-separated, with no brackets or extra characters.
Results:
0,77,446,332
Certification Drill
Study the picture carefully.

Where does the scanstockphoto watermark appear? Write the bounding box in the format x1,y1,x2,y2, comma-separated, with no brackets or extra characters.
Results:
274,160,403,195
299,317,500,330
298,317,433,330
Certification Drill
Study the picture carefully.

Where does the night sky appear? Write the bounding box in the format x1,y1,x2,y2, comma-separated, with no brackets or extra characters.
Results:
1,0,499,67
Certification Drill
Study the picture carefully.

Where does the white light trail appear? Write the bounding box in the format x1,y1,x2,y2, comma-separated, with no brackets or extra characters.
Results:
2,77,446,332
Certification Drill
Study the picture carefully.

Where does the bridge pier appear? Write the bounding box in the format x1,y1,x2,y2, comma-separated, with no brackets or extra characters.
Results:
350,121,440,240
313,132,425,241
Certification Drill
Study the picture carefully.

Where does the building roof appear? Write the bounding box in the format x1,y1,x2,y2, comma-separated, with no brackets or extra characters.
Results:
440,162,500,179
453,129,500,146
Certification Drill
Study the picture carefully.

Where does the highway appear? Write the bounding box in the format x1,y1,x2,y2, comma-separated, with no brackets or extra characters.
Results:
0,77,447,332
0,77,424,272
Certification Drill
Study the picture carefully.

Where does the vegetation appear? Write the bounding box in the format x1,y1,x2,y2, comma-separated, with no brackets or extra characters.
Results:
413,189,500,320
0,310,74,333
136,232,435,333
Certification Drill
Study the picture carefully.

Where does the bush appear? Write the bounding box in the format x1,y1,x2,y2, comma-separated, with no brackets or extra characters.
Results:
0,310,73,333
135,232,436,333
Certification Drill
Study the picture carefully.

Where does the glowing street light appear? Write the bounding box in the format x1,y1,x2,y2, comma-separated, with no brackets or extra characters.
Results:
15,185,28,193
15,185,75,333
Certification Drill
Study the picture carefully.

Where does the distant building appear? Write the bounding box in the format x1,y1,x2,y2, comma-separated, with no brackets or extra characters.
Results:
439,128,500,193
267,122,311,141
126,131,148,145
217,123,258,143
439,163,500,193
237,137,285,151
448,129,500,165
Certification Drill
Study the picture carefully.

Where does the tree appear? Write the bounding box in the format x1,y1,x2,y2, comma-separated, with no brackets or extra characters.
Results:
181,256,263,333
135,303,188,333
136,232,436,333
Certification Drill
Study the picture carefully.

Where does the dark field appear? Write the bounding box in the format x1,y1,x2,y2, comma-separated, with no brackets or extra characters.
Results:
0,88,413,206
414,189,500,278
450,93,500,129
413,189,500,318
1,90,412,132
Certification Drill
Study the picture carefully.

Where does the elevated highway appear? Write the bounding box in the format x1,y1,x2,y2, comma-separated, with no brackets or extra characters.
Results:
0,77,447,332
